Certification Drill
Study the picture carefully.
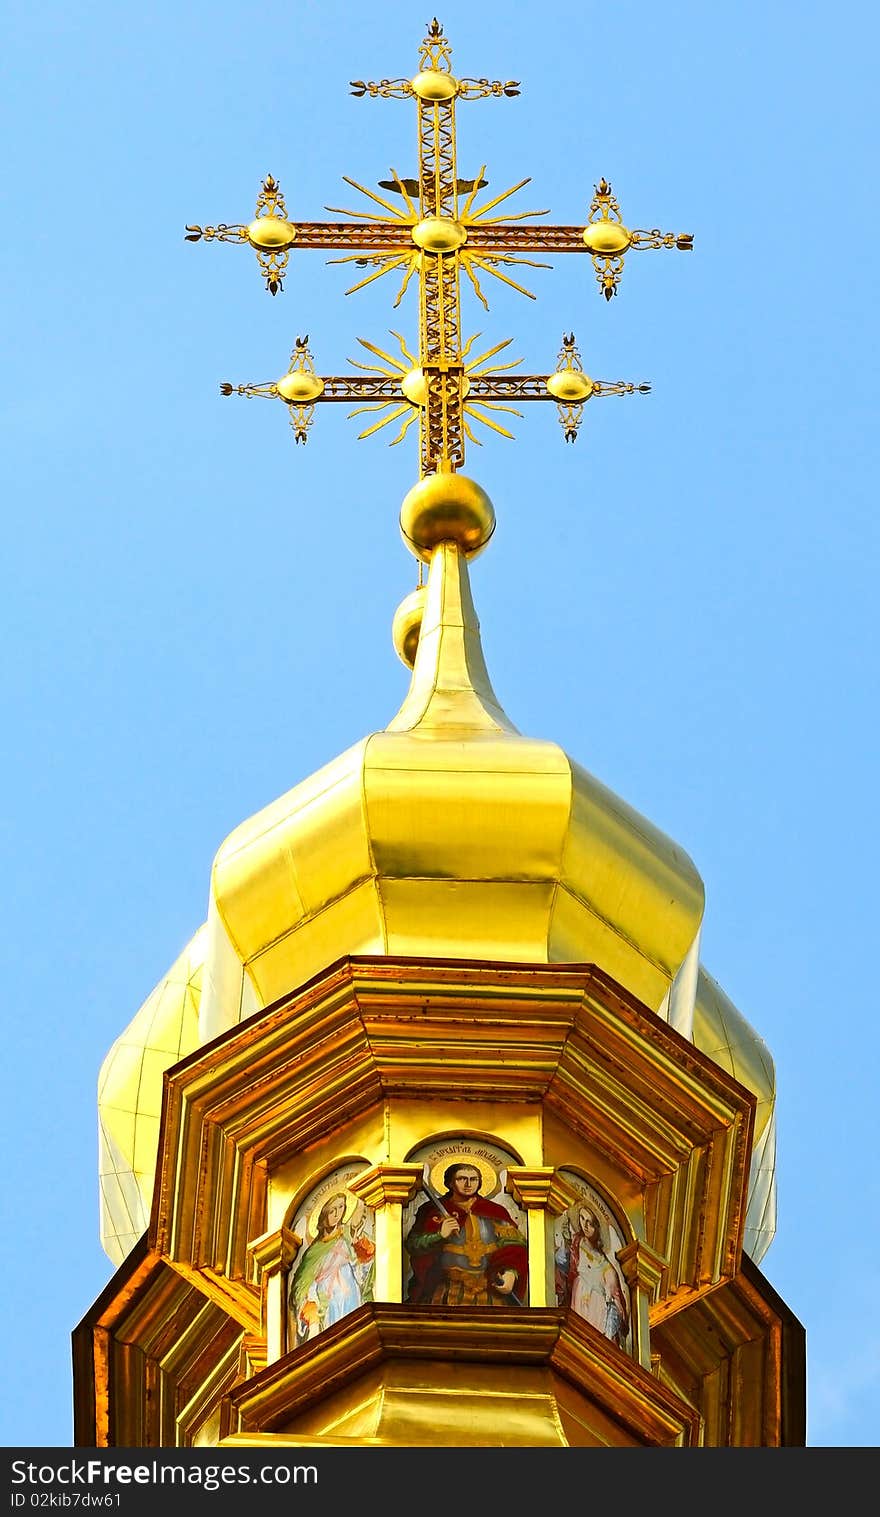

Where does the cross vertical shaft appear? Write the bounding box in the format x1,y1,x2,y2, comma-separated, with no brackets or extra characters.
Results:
416,27,465,474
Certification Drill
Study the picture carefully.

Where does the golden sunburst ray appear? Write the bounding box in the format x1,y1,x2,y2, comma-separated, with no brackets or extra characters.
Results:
480,266,538,299
467,176,530,218
355,336,409,370
469,400,524,419
461,254,540,302
387,409,420,446
466,348,523,380
347,400,398,418
391,259,420,308
463,336,515,368
339,254,413,297
468,357,523,378
347,336,414,382
459,166,489,222
325,237,422,304
463,404,518,440
324,171,417,228
323,167,552,318
325,251,389,266
341,328,528,451
353,403,412,439
459,330,486,360
347,357,397,374
339,175,415,221
324,203,406,224
460,258,492,311
468,207,551,225
389,329,417,365
487,254,553,271
466,178,544,222
387,167,418,221
462,338,524,388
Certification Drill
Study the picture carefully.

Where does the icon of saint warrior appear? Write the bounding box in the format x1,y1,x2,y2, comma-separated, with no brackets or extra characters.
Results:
405,1161,528,1306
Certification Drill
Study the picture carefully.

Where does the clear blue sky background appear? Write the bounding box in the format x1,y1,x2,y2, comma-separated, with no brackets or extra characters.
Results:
1,0,877,1447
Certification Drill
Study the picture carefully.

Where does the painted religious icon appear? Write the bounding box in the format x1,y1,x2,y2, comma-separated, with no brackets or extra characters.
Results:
403,1137,529,1307
554,1171,631,1352
286,1163,375,1349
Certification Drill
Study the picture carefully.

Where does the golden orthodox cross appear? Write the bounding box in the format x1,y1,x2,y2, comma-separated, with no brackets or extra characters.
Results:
187,19,691,475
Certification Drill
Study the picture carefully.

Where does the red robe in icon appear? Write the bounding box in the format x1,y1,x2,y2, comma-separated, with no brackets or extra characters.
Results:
405,1194,528,1306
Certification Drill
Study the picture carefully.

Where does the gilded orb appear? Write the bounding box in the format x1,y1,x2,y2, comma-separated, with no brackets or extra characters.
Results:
246,217,298,251
582,220,631,256
391,585,427,669
410,69,458,101
412,218,468,252
400,368,429,406
276,371,325,403
546,370,594,403
401,368,470,407
400,472,495,562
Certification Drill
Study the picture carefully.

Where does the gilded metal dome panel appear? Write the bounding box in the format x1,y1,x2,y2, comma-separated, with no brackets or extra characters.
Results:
98,925,206,1263
204,543,705,1035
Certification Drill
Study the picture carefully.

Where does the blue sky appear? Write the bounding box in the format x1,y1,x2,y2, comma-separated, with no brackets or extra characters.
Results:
1,0,877,1447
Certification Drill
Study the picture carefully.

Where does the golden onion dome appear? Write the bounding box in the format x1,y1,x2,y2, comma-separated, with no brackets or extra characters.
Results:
97,482,776,1267
693,967,777,1263
98,925,206,1264
198,533,705,1042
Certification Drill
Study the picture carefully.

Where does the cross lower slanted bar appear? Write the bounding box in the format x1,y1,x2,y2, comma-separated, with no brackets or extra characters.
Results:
221,335,650,451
